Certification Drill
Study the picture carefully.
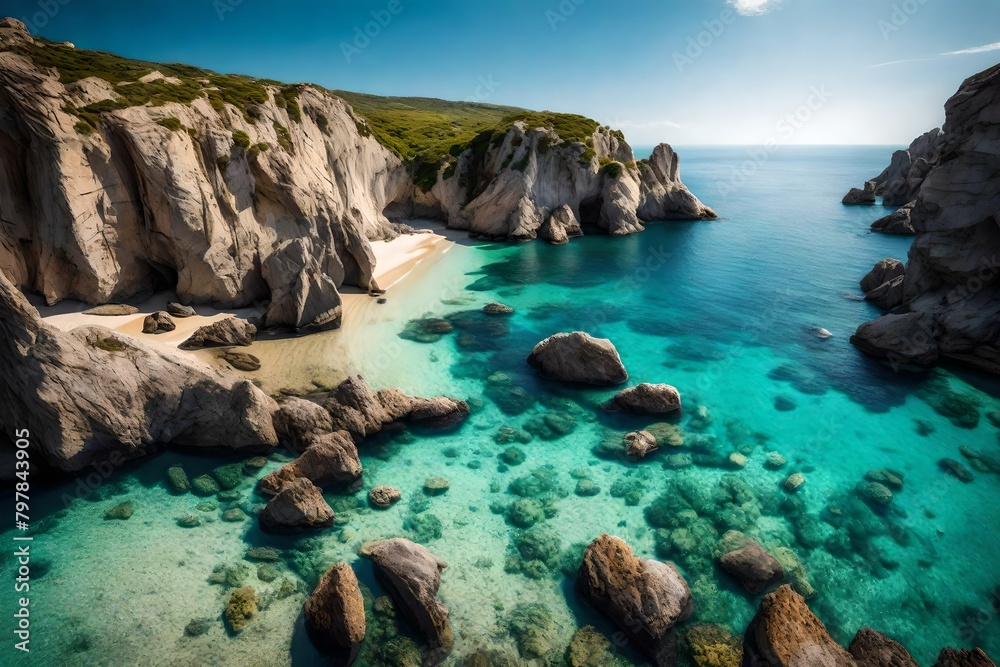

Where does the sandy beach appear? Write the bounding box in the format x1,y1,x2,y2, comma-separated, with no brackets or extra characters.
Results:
37,230,457,393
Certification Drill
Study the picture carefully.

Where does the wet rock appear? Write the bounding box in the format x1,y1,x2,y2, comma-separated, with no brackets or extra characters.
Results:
258,478,336,533
717,535,783,594
304,562,366,662
743,585,855,666
932,648,997,667
860,258,905,294
83,304,138,316
258,431,362,495
866,275,906,310
363,538,453,663
865,469,904,491
423,477,450,496
243,456,268,474
626,430,659,459
369,486,402,509
848,628,919,667
576,534,692,666
527,332,628,385
211,462,246,490
166,465,190,493
856,482,894,506
273,397,334,451
191,474,220,496
843,180,877,205
871,203,917,235
104,501,134,520
179,317,256,349
483,302,514,315
850,312,939,368
764,452,787,470
142,311,175,334
783,473,806,493
225,586,256,633
605,383,682,415
939,458,974,483
167,302,196,318
224,351,261,372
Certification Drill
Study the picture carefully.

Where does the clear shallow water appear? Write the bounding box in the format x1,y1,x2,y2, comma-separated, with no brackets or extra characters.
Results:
4,146,1000,666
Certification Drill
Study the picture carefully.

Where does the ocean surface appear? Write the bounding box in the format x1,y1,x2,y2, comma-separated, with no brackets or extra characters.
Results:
4,146,1000,666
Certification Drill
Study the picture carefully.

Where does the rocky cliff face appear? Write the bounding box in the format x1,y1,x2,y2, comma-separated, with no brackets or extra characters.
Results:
410,123,715,240
0,18,714,319
851,63,1000,374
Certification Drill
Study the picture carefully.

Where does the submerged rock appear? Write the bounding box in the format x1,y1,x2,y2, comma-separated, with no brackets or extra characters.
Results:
743,585,855,666
103,501,134,520
682,623,743,667
625,430,659,459
483,302,514,315
783,474,806,493
179,317,256,349
304,562,366,662
369,486,402,509
848,628,919,667
364,538,453,664
605,383,682,415
258,478,336,533
225,586,257,634
717,536,783,594
576,534,692,666
166,466,190,493
939,458,974,483
567,625,622,666
527,332,628,385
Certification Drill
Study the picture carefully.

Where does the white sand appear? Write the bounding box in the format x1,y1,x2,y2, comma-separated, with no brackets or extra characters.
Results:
37,231,456,392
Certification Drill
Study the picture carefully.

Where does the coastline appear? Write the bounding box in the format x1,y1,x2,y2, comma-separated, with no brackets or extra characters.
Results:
36,230,457,394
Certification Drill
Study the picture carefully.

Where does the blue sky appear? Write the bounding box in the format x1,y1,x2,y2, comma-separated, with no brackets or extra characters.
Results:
8,0,1000,146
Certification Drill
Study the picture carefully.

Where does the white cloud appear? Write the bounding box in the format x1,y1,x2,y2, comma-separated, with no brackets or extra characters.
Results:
941,41,1000,56
728,0,779,16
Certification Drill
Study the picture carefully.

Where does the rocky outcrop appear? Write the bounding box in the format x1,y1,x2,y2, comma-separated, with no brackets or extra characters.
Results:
0,271,277,472
262,237,344,332
272,397,334,451
257,430,361,495
871,203,916,235
742,584,855,667
878,129,944,206
852,64,1000,374
843,181,877,205
527,332,628,385
848,628,918,667
860,259,905,294
413,122,714,241
323,375,469,440
364,538,453,665
933,648,997,667
538,203,582,244
576,534,693,666
605,383,683,414
258,477,335,533
304,562,366,664
179,317,256,349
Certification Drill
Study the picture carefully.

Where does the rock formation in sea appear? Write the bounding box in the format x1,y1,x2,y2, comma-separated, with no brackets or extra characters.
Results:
0,271,277,472
0,18,713,327
527,332,629,385
304,562,366,664
850,63,1000,374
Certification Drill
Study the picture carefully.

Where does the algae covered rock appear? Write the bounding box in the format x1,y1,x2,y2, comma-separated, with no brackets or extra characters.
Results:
225,586,257,633
166,465,190,493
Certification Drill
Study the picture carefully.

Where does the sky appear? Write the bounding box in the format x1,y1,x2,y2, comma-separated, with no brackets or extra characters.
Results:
7,0,1000,146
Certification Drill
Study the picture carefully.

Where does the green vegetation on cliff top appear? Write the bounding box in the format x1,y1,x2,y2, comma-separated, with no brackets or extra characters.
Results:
5,37,604,178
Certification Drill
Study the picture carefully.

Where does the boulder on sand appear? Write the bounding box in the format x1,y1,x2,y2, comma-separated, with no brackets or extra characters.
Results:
262,237,344,333
576,534,692,666
142,311,176,334
179,317,256,349
304,562,366,663
363,538,453,664
527,332,628,385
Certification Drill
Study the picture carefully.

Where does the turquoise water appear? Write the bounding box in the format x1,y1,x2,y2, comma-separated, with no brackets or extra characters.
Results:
3,146,1000,666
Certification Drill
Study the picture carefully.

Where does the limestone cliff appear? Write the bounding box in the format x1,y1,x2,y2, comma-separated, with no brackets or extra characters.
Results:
851,63,1000,374
0,18,713,324
409,122,715,240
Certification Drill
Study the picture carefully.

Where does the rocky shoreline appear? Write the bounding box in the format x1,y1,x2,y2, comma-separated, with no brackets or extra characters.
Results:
847,63,1000,375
